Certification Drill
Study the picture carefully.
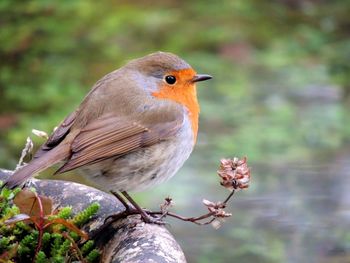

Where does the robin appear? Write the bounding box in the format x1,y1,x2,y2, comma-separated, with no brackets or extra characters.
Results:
4,52,212,223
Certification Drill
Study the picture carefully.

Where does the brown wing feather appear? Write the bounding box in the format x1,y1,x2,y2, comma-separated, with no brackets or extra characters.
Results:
34,111,77,158
55,115,182,174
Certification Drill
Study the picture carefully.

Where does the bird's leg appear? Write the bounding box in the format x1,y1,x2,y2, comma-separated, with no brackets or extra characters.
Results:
104,190,136,225
121,191,165,225
107,190,165,225
110,190,132,212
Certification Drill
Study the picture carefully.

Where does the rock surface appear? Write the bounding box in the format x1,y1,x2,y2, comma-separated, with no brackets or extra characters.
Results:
0,169,187,263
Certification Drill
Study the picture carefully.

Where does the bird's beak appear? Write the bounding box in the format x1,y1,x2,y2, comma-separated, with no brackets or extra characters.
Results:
192,74,213,83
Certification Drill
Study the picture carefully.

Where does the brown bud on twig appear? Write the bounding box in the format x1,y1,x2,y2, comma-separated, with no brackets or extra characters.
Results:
160,197,173,213
202,199,232,229
218,157,251,191
202,199,232,218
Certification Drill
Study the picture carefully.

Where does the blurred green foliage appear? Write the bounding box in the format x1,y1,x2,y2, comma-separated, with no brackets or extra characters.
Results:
1,0,350,162
1,0,350,262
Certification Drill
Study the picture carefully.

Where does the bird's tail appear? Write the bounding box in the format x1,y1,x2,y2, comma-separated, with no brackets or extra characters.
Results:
3,143,70,189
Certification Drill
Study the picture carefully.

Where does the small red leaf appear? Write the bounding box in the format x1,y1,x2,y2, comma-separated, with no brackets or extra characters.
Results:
14,189,52,216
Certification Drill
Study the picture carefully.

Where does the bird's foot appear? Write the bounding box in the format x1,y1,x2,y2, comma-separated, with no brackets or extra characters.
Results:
139,212,166,225
103,208,166,226
109,190,167,225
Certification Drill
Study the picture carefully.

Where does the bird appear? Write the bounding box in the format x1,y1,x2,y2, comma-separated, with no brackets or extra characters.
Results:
4,51,212,222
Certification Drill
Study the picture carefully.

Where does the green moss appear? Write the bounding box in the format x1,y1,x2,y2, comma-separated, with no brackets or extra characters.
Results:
57,239,71,256
0,236,10,253
81,240,94,256
41,232,51,251
35,251,49,263
0,183,101,262
57,206,72,219
69,231,80,242
86,249,100,263
50,233,63,258
18,230,39,260
72,202,100,227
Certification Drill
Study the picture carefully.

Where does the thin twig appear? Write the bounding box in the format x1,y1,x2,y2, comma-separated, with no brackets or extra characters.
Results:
33,193,44,262
103,189,237,226
223,190,235,204
15,137,33,171
62,232,86,263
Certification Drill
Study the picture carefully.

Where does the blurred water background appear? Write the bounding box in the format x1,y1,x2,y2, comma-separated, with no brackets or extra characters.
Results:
1,1,350,262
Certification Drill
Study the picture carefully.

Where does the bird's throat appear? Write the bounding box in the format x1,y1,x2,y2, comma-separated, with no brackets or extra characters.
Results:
152,85,199,142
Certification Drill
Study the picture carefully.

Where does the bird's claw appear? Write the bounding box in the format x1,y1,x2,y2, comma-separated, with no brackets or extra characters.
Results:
140,214,167,225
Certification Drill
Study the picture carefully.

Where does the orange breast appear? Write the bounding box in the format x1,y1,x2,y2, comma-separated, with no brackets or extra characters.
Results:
152,69,200,142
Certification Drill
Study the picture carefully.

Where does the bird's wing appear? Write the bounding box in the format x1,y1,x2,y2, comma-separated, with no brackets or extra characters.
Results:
34,110,77,158
55,114,183,173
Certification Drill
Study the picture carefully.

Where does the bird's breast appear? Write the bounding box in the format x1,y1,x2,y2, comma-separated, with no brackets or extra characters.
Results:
152,85,199,142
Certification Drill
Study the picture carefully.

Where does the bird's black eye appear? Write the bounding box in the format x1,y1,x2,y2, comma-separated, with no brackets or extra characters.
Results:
165,75,176,85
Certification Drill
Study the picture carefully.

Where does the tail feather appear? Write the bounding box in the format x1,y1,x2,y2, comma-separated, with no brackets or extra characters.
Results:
4,143,70,189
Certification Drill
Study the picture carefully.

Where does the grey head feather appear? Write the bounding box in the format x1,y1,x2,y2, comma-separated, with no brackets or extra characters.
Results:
126,51,192,79
122,52,193,94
